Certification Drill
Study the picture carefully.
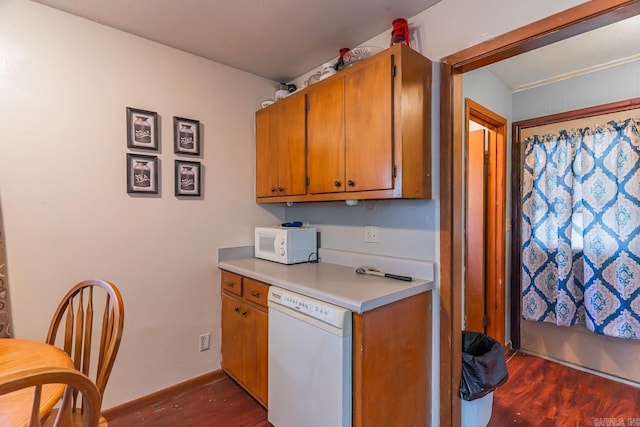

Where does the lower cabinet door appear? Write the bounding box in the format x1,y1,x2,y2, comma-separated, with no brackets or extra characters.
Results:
221,293,244,382
242,306,268,406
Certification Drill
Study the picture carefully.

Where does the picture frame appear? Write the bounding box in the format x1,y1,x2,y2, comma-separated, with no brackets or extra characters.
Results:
175,160,201,197
127,154,159,194
173,116,201,156
127,107,159,150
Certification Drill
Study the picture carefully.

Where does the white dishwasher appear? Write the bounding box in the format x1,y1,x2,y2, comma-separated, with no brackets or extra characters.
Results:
268,286,352,427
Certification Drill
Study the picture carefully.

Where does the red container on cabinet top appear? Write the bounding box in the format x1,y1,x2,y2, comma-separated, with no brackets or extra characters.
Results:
391,18,410,47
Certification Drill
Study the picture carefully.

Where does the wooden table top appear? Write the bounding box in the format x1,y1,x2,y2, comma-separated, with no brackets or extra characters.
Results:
0,338,74,426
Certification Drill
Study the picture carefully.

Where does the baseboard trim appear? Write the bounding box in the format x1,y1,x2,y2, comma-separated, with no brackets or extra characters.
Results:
519,349,640,389
102,370,226,420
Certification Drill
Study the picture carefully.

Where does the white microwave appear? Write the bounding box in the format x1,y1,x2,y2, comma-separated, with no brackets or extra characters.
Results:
254,226,317,264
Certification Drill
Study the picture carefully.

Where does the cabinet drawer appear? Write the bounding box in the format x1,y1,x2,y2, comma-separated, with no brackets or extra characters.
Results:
221,270,242,296
243,278,269,308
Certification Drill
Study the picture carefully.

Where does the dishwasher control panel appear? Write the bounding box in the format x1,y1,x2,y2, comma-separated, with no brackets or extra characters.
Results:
268,287,349,330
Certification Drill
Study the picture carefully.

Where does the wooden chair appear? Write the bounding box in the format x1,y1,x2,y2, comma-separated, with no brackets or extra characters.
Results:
45,280,124,425
0,366,101,427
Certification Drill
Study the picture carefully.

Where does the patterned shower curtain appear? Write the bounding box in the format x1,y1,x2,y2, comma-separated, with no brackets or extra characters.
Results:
521,118,640,339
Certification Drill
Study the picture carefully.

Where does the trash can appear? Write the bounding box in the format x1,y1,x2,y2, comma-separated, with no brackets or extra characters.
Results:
460,331,508,427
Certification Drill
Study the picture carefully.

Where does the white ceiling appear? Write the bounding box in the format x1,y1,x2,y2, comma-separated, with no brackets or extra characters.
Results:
486,13,640,92
32,0,441,82
30,1,640,88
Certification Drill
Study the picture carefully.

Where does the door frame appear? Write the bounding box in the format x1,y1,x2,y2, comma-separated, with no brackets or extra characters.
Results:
438,2,640,426
464,99,507,344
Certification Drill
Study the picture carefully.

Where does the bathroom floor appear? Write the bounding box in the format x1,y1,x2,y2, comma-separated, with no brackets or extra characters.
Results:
488,351,640,426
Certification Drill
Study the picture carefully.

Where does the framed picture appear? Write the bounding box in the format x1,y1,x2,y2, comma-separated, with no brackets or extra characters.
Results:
175,160,201,197
173,116,200,155
127,107,158,150
127,154,158,194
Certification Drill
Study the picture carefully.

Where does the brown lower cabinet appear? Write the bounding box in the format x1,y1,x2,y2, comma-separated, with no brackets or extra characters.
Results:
353,291,431,426
220,269,432,424
220,271,268,407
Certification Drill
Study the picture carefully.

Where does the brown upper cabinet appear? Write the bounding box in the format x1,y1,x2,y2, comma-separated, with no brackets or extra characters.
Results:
255,44,432,203
308,52,393,194
255,94,306,198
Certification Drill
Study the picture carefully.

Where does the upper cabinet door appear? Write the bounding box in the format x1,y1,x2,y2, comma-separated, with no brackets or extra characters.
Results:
255,95,306,197
307,78,345,194
275,95,306,196
255,108,278,198
344,53,393,192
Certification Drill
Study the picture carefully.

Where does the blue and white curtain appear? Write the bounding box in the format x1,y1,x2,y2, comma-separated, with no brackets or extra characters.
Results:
522,118,640,339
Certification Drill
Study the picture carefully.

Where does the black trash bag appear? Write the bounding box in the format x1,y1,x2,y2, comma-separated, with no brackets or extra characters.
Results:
459,331,508,401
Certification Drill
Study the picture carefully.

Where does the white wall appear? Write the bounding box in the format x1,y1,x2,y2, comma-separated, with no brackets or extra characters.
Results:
513,59,640,121
0,0,284,408
0,0,592,416
513,59,640,384
287,200,439,261
464,69,514,121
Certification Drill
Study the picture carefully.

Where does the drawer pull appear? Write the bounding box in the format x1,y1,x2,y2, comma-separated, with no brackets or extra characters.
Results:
225,281,235,288
249,290,260,298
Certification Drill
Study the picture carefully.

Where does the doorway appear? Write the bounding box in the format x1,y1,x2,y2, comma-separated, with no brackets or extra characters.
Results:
464,99,507,345
439,3,640,426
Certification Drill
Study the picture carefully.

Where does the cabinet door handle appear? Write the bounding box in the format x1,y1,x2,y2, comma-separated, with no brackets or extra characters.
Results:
250,290,260,298
334,180,341,187
224,281,235,288
271,187,276,193
278,187,285,192
234,307,240,313
241,311,248,317
347,180,355,187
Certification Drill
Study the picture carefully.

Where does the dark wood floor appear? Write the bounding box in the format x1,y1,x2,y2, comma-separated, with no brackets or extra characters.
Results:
106,353,640,426
106,376,271,427
489,352,640,426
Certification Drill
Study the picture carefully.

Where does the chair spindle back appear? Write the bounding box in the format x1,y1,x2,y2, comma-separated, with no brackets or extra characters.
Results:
46,280,124,404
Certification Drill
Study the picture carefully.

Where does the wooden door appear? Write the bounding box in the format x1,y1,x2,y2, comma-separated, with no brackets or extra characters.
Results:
465,129,487,333
485,128,504,342
464,110,506,344
221,293,244,381
307,78,345,194
242,305,268,407
275,95,307,196
344,53,393,192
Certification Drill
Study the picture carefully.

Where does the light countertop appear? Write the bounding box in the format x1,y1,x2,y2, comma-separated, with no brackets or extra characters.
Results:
218,247,434,313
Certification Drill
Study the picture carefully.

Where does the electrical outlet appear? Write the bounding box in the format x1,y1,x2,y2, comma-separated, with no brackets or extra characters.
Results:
199,333,210,352
364,226,379,243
